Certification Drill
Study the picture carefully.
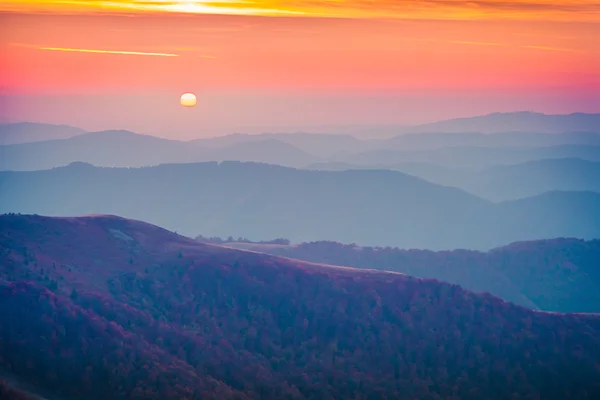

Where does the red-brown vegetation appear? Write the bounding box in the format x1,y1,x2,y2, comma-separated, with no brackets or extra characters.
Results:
1,214,600,399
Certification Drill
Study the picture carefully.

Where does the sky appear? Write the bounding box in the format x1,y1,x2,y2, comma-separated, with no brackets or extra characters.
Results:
1,1,599,137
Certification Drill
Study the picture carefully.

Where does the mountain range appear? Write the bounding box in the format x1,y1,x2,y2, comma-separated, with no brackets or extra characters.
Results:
0,130,321,171
400,112,600,134
1,162,599,250
309,158,600,201
1,214,600,399
0,122,85,145
339,145,600,169
2,124,600,203
222,238,600,313
5,111,600,143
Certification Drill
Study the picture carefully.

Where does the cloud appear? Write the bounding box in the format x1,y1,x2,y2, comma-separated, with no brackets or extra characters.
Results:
9,43,179,56
1,0,599,21
10,42,219,57
522,44,581,52
447,40,507,47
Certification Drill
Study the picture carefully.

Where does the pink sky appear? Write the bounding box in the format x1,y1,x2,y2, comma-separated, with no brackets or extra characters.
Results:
1,9,599,138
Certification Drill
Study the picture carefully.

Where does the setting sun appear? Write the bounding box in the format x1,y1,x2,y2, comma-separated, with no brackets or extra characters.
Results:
180,92,197,107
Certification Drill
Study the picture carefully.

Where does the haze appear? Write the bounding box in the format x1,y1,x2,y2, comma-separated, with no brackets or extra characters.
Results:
2,2,599,138
2,2,600,400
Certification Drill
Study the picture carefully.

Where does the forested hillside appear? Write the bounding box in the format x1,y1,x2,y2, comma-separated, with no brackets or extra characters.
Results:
1,214,600,399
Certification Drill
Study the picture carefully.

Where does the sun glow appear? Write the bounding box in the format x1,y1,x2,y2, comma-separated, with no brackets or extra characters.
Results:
180,92,197,107
1,0,599,21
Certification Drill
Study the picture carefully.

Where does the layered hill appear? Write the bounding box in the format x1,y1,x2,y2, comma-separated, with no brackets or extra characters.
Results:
340,145,600,169
0,123,85,146
0,131,319,171
378,131,600,150
3,124,600,172
404,112,600,134
193,132,367,158
1,162,599,250
223,238,600,313
1,214,600,399
309,158,600,201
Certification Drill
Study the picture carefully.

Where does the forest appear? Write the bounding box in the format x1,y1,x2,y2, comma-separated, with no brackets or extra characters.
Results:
220,238,600,313
1,214,600,399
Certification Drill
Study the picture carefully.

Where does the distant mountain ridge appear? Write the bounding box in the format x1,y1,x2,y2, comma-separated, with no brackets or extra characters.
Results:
0,123,85,145
0,130,321,170
405,112,600,134
2,126,600,172
1,162,598,250
340,145,600,169
309,158,600,201
380,130,600,150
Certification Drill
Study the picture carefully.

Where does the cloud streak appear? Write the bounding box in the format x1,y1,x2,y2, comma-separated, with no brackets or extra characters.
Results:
446,40,580,52
2,0,599,21
37,46,180,56
9,43,180,56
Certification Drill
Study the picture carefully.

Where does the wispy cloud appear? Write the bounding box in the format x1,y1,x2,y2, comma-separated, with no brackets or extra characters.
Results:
447,40,507,47
399,37,582,53
445,40,580,52
2,1,599,21
36,46,180,56
522,45,582,52
9,42,217,57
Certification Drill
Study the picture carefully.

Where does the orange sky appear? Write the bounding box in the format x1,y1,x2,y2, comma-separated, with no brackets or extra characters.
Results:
1,1,599,134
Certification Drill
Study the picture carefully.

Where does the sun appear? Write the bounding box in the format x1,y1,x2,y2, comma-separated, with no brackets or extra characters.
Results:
180,92,197,107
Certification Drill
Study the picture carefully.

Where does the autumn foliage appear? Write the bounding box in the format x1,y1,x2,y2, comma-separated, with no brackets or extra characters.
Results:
1,214,600,399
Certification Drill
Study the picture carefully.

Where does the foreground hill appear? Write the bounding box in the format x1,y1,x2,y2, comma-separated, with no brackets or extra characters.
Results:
223,238,600,313
1,162,599,250
1,214,600,399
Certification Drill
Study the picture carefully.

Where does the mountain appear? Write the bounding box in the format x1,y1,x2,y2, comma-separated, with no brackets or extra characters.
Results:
2,214,600,399
341,145,600,169
1,162,599,250
0,131,319,170
3,124,600,172
310,158,600,201
0,130,192,170
194,132,367,158
0,123,85,145
307,161,458,183
379,131,600,150
407,112,600,134
206,139,320,167
223,238,600,313
459,158,600,201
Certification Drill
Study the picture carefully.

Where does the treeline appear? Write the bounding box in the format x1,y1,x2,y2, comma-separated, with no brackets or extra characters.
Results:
226,239,600,313
195,235,290,246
